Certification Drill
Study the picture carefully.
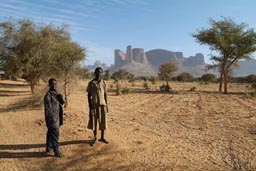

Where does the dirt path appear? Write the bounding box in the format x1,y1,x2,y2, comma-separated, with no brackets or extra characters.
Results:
0,80,256,171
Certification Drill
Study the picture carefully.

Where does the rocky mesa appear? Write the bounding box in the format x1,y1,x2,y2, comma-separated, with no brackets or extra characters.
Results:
111,45,207,77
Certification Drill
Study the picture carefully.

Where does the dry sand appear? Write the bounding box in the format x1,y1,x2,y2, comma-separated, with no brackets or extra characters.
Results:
0,79,256,171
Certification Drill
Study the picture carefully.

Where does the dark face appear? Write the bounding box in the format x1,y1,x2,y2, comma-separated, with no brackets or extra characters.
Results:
49,80,57,90
95,69,103,80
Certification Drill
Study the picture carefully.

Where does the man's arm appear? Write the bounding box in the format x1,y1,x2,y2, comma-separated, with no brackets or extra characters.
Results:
88,93,93,109
88,93,95,116
103,80,108,112
57,93,65,105
104,92,108,112
44,93,54,122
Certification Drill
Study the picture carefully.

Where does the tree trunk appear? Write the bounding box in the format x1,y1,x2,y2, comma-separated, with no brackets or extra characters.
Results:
30,80,35,94
64,78,68,108
116,80,121,95
219,72,223,92
223,70,228,94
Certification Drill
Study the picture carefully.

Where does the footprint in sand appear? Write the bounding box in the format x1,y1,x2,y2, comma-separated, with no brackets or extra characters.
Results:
133,140,143,145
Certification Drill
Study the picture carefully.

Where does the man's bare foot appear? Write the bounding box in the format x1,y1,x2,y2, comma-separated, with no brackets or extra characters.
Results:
99,138,109,144
90,138,98,146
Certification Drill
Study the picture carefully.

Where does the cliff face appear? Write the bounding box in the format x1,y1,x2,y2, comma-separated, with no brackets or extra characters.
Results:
115,46,148,65
87,46,256,77
145,49,206,77
113,46,207,77
112,46,156,77
233,59,256,76
146,49,182,67
114,50,126,68
183,53,205,67
132,48,148,64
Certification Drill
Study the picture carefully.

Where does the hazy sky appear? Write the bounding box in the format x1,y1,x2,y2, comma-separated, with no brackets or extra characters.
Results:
0,0,256,65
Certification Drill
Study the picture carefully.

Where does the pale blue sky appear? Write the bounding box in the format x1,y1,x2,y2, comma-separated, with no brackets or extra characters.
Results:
0,0,256,65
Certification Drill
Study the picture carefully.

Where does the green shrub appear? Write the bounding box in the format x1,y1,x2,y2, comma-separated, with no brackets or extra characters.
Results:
160,84,171,92
144,82,150,90
252,82,256,90
116,82,121,95
201,73,216,82
121,87,130,94
246,74,256,83
190,86,197,91
171,76,178,81
177,72,194,82
148,76,157,85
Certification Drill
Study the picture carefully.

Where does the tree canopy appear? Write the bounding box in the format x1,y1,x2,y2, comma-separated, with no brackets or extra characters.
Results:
0,19,86,95
193,17,256,93
158,62,178,85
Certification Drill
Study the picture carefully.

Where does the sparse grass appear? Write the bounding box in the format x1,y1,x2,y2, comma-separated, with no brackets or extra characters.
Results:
222,141,256,171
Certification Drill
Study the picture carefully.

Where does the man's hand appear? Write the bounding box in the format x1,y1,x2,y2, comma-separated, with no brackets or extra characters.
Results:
106,105,109,113
90,108,95,116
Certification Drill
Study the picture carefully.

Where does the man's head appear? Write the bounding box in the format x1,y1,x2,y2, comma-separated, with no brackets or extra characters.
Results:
94,67,103,80
48,78,57,90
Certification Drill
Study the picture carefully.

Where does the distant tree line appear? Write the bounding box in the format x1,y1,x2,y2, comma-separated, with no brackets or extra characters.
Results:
103,68,255,84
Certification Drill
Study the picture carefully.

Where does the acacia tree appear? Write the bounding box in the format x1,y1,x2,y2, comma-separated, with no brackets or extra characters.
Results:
158,62,177,86
111,69,129,95
14,20,44,93
53,41,86,108
0,21,21,80
0,19,87,96
127,73,135,87
111,69,129,82
201,73,216,82
193,18,256,94
103,70,111,80
177,72,194,82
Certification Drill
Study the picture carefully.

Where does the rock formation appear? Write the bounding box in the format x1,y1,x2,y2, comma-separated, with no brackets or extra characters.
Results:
146,49,184,72
183,53,205,67
113,46,208,77
114,50,126,67
125,45,133,63
88,45,256,77
112,46,156,77
132,48,148,64
86,60,109,71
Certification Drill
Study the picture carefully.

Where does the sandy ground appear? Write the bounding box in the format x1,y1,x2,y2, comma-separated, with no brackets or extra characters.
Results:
0,79,256,171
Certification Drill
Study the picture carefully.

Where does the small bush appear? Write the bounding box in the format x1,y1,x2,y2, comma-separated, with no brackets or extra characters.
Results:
116,82,121,96
144,82,150,90
252,82,256,90
177,72,194,82
148,76,157,85
171,76,178,81
121,87,130,95
251,92,256,97
190,86,197,91
160,84,171,92
222,141,256,171
246,74,256,83
201,73,216,82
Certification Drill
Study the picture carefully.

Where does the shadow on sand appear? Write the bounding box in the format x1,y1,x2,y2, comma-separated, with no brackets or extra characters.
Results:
0,82,28,88
0,140,92,158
